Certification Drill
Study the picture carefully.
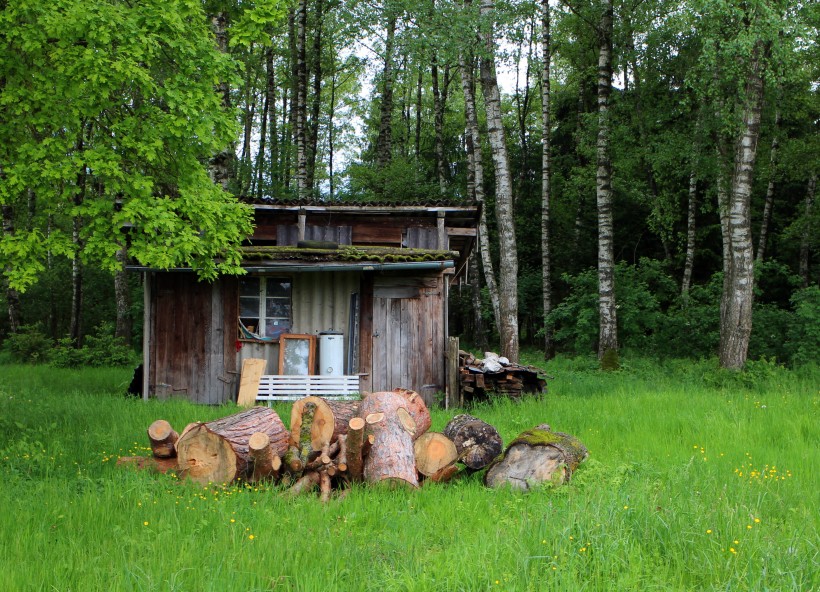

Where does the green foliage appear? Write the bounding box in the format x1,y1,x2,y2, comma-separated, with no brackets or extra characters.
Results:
2,324,53,364
786,286,820,367
51,323,136,368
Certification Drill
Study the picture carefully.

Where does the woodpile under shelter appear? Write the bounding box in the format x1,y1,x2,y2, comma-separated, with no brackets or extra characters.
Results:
129,200,479,407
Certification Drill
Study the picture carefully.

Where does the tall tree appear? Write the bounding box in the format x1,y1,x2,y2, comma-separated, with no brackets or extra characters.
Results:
479,0,520,361
540,0,553,358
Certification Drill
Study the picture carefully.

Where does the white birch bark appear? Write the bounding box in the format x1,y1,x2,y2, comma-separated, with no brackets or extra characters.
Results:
756,110,781,262
479,0,519,361
540,0,553,358
799,173,816,288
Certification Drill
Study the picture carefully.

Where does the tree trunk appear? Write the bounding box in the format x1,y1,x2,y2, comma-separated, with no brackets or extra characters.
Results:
176,407,289,485
294,0,309,198
460,51,501,332
147,420,178,459
799,173,816,288
681,166,697,296
414,432,458,477
443,413,503,470
390,388,431,439
209,12,235,191
290,396,361,450
595,0,618,367
376,14,397,175
114,245,131,345
469,253,487,349
479,0,519,361
359,391,419,488
540,0,553,359
70,132,87,346
1,204,21,333
719,42,767,370
306,0,324,191
432,54,447,192
484,424,587,490
756,110,781,262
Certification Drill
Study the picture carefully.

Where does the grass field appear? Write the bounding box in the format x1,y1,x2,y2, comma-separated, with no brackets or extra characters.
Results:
0,356,817,591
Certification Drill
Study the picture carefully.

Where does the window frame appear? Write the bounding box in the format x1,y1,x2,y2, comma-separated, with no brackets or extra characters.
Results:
238,276,293,341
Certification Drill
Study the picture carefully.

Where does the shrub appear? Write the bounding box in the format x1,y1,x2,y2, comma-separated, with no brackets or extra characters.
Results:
786,286,820,367
51,323,135,368
2,324,53,363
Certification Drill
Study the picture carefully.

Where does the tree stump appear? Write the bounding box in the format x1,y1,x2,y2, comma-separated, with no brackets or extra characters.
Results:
248,432,282,482
484,424,588,490
176,407,288,485
359,391,418,488
443,414,503,470
290,396,360,450
414,432,458,477
391,388,431,439
147,419,178,458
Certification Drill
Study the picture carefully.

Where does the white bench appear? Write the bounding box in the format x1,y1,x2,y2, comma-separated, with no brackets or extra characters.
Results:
256,374,360,403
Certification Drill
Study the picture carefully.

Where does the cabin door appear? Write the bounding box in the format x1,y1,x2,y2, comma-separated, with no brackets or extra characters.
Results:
370,275,444,402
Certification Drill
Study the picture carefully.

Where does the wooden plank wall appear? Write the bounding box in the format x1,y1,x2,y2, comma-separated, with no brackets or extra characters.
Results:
150,274,237,404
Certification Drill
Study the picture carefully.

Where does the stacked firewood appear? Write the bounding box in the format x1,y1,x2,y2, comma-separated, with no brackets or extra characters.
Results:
458,350,547,402
119,390,587,499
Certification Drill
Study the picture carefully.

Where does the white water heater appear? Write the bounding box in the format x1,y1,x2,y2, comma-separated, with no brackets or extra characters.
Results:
319,332,344,376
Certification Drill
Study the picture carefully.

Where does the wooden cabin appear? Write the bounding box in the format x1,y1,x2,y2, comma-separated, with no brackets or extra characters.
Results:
130,200,478,407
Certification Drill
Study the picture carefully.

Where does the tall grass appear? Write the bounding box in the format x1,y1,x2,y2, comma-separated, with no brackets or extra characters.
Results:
0,357,817,591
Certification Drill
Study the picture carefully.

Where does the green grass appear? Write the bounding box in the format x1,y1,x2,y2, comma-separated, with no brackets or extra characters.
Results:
0,357,817,591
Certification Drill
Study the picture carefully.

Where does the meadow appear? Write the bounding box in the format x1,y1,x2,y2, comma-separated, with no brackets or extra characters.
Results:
0,356,817,591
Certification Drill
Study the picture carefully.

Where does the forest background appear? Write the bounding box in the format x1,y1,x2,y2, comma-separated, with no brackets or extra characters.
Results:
1,0,818,371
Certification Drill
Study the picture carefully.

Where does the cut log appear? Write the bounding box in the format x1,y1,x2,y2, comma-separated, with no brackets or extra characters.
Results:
391,388,431,439
176,407,289,485
346,417,365,481
290,396,360,450
359,390,419,488
426,463,459,484
283,445,303,474
147,419,178,458
296,402,317,468
287,470,321,497
319,471,332,503
249,432,282,482
484,424,588,490
443,414,503,470
117,455,178,474
414,432,458,477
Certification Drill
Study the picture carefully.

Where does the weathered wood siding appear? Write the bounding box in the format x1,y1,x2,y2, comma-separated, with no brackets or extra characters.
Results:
369,273,445,406
149,273,238,404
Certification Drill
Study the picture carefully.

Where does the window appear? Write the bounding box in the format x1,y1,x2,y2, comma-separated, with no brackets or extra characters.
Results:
239,277,292,339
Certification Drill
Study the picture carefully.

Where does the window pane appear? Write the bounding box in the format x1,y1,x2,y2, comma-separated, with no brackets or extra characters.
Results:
240,297,259,317
267,280,291,298
266,298,290,318
239,277,260,297
264,319,290,338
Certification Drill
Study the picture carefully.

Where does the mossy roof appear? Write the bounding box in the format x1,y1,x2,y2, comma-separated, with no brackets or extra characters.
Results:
240,245,459,264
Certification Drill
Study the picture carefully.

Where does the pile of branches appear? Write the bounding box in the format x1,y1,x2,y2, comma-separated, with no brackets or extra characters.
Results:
119,389,586,499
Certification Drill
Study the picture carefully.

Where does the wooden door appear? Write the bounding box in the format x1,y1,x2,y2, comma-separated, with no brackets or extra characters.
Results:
370,274,444,405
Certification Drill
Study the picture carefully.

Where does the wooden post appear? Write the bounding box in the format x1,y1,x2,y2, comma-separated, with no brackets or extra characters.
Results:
447,336,460,409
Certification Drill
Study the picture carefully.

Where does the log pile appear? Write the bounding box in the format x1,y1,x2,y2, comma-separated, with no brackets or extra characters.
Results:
458,350,547,403
121,389,587,499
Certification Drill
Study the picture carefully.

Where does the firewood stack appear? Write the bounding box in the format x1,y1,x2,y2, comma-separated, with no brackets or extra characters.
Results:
458,350,547,403
120,391,587,499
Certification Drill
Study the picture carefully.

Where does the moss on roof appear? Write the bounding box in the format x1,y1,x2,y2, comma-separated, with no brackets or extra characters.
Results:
241,245,459,264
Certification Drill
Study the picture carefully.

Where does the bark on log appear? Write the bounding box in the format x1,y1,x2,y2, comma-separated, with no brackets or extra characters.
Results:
359,391,419,488
249,432,282,482
426,463,459,484
147,420,178,458
484,424,587,490
287,470,321,496
414,432,458,477
176,407,289,485
443,414,503,470
290,396,360,450
391,388,431,439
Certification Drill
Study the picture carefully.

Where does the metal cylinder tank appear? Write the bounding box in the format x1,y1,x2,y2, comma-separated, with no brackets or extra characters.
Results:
319,332,344,376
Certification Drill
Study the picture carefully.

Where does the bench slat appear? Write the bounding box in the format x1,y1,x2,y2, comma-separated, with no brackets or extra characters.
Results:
256,374,360,403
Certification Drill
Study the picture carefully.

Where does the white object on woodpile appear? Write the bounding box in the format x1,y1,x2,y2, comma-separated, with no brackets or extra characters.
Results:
483,359,503,372
498,356,510,365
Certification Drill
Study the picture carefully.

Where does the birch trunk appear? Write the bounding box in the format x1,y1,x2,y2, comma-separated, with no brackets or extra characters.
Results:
681,167,697,297
479,0,519,361
306,0,324,191
540,0,552,358
596,0,617,366
432,54,447,192
719,42,766,370
756,110,781,262
209,12,234,191
799,173,816,288
459,51,501,332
